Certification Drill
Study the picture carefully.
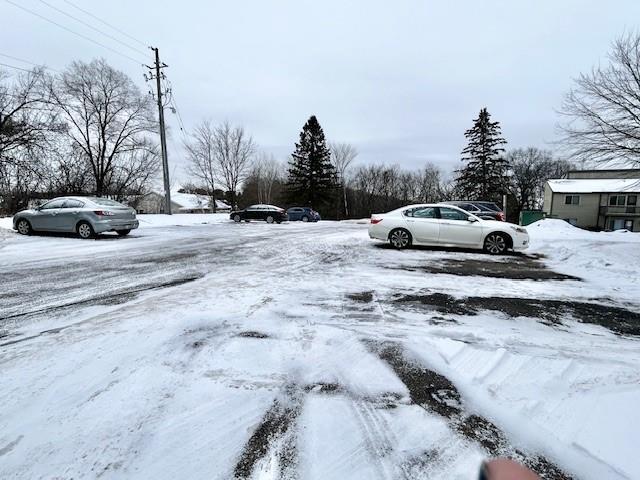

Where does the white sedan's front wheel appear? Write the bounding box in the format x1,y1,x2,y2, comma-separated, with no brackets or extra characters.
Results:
484,233,508,254
389,228,411,249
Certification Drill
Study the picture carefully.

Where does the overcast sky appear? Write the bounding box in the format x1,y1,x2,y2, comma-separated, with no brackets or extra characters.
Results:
2,0,640,182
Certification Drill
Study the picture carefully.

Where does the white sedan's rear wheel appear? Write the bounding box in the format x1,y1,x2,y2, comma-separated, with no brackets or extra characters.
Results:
389,228,411,249
484,233,507,254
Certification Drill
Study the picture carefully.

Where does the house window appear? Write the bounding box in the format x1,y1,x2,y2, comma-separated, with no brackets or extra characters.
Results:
609,195,626,206
564,195,580,205
627,195,637,206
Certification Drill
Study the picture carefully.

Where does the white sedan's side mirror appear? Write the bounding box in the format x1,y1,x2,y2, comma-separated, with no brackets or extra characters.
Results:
467,216,478,223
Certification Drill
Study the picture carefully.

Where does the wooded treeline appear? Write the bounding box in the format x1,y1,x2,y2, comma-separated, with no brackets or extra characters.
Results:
3,31,638,217
0,59,159,214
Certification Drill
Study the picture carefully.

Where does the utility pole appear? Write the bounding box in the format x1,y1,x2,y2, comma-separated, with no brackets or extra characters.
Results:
145,47,172,214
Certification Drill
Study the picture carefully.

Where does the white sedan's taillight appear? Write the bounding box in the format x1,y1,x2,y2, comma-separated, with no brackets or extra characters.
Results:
94,210,115,216
371,218,383,224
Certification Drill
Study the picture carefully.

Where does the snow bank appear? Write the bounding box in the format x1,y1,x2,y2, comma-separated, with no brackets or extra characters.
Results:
408,332,640,479
0,216,12,231
525,219,640,304
527,218,581,232
339,218,370,225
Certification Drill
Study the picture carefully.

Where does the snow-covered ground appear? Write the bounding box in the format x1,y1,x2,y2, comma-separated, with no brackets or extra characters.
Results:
0,217,639,479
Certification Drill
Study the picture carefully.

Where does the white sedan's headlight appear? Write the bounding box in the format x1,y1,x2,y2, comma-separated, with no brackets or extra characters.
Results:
510,226,528,234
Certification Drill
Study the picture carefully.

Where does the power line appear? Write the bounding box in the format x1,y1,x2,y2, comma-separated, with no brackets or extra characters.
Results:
62,0,148,49
170,96,187,135
0,53,61,73
0,61,36,74
4,0,147,66
36,0,149,58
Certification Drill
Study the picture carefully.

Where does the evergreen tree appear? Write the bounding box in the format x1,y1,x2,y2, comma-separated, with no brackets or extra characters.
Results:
456,108,509,202
286,115,337,210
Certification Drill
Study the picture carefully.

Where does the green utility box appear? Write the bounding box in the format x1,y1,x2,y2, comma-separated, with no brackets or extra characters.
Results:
519,210,545,226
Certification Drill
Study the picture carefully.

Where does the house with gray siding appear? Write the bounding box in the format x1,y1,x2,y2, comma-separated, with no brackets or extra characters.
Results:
543,174,640,231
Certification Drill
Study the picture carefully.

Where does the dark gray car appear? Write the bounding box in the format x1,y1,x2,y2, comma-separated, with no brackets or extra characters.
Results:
439,201,505,221
13,196,139,239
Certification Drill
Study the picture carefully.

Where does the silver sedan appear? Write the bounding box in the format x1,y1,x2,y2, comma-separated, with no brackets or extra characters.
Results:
13,196,139,239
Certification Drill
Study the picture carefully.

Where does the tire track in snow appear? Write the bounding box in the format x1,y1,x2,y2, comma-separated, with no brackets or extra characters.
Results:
348,398,409,480
365,339,573,480
232,384,303,479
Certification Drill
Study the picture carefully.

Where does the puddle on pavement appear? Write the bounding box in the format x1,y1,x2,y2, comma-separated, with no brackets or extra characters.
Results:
393,293,640,336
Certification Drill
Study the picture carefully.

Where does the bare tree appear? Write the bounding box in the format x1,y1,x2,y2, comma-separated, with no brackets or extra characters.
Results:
507,148,573,211
253,152,284,204
417,163,442,202
0,68,58,213
184,120,218,211
560,32,640,167
185,120,255,210
213,122,255,208
44,59,158,196
330,142,358,216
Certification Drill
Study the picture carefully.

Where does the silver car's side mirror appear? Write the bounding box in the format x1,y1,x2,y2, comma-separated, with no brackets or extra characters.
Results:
467,216,478,222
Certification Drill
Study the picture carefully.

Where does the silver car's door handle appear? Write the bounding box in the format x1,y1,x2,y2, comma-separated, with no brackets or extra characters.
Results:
406,219,415,223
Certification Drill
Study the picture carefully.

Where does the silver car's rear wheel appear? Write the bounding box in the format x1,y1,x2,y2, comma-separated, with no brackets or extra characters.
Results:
16,219,32,235
389,229,411,249
484,233,507,254
266,215,274,224
77,222,95,239
301,216,309,222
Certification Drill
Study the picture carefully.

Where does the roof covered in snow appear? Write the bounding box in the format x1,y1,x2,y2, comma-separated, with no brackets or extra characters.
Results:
547,178,640,193
170,192,231,210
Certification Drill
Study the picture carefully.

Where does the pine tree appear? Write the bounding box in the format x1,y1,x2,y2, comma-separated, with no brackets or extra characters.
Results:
456,108,509,203
285,115,337,210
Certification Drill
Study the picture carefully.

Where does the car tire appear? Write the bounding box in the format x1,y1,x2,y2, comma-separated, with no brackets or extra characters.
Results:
233,214,241,223
16,218,32,235
266,215,274,224
77,221,95,239
389,228,412,249
117,229,131,236
484,232,508,254
301,216,309,222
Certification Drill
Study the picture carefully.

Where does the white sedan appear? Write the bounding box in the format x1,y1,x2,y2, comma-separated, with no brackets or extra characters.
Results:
368,203,529,254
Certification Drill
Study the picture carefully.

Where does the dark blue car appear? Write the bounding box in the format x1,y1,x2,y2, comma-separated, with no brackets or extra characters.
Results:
286,207,321,222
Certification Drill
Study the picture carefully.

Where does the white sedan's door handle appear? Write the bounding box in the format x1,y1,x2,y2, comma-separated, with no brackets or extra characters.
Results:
406,219,415,223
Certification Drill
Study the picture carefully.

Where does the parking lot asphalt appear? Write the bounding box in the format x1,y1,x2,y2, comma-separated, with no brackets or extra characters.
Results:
1,221,638,479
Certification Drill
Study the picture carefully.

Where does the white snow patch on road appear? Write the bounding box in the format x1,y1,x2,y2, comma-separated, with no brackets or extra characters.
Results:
1,218,639,479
